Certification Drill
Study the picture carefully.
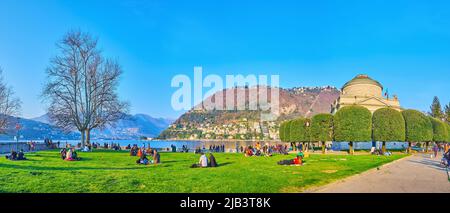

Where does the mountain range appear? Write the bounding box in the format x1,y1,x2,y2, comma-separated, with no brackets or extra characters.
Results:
2,85,341,141
0,113,173,141
158,86,340,140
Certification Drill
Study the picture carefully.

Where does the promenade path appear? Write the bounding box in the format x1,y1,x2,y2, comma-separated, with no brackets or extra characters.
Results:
311,153,450,193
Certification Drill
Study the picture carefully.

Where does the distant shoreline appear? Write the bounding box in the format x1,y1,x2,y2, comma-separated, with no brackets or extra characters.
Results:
152,139,283,143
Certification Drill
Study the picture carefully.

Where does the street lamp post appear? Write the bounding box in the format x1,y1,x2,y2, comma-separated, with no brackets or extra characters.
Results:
15,118,21,151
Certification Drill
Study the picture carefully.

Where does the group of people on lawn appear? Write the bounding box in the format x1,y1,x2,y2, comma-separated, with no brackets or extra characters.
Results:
130,145,161,165
191,152,218,168
60,148,80,161
244,142,289,157
5,149,27,161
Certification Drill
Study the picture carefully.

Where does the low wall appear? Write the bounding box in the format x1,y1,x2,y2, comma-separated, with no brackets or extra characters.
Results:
0,142,58,154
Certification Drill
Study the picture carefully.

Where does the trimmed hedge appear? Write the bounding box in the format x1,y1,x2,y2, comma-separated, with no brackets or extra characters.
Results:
430,117,448,142
447,122,450,142
402,109,433,142
289,118,311,142
333,106,372,142
311,113,333,142
372,108,405,142
279,121,288,142
280,120,293,142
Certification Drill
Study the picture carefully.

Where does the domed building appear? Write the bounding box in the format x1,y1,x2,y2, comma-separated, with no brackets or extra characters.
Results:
331,74,401,113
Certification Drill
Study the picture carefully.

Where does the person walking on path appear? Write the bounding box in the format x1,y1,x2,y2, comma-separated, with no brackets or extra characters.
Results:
433,144,439,158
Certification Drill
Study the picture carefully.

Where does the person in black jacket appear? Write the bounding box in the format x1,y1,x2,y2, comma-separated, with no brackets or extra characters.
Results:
209,153,218,167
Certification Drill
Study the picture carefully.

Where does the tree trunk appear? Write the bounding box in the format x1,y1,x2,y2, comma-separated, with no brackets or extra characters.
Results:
321,141,326,154
382,141,386,154
349,141,354,155
86,128,91,146
80,129,86,148
407,142,412,154
425,142,429,153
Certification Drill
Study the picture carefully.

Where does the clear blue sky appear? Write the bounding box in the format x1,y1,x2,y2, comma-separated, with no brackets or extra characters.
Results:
0,0,449,119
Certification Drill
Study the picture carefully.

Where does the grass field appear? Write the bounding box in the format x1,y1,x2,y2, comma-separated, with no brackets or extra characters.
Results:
0,150,407,193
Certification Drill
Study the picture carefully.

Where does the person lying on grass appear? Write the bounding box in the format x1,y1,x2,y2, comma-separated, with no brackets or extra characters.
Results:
5,150,18,160
277,151,304,166
136,155,150,165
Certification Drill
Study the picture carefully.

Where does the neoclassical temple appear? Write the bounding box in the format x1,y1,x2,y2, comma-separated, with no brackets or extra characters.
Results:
331,74,401,113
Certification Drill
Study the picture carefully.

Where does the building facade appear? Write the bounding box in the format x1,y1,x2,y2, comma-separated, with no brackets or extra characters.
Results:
331,74,401,113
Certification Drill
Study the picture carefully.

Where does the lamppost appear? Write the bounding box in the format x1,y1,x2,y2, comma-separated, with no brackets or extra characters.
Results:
15,118,21,151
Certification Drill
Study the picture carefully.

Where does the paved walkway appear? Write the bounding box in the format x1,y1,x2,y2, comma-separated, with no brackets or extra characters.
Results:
313,153,450,193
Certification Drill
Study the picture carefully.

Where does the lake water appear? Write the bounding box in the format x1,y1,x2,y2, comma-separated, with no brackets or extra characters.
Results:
0,139,409,152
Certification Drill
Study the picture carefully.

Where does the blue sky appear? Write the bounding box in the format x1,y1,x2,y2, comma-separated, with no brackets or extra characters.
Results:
0,0,449,119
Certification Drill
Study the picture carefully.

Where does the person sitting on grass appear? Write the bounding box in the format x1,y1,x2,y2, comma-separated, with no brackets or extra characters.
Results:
152,149,160,165
137,148,144,158
72,148,80,160
209,153,218,167
191,153,208,168
136,155,149,165
146,147,153,155
5,150,18,160
60,148,67,160
17,149,27,160
245,147,254,157
130,145,138,156
65,148,73,161
65,148,80,161
266,146,273,157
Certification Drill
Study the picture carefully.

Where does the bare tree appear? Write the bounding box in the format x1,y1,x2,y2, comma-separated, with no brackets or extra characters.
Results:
42,30,128,147
0,68,21,133
85,60,129,144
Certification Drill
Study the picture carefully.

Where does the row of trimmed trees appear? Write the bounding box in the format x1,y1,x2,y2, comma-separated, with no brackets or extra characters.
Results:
279,106,450,155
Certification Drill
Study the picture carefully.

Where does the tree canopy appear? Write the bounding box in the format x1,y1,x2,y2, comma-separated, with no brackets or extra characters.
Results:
446,122,450,142
402,109,433,142
429,117,448,142
310,113,333,142
372,108,405,142
289,118,311,142
279,121,291,142
430,96,444,119
333,106,372,142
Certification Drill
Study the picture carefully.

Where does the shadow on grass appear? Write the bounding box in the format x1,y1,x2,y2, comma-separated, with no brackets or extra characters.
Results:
0,163,146,171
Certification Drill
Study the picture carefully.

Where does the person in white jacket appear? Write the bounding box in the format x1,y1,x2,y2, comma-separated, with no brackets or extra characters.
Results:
199,153,208,168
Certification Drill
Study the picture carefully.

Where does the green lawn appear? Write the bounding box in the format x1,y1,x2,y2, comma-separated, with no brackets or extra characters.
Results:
0,150,406,193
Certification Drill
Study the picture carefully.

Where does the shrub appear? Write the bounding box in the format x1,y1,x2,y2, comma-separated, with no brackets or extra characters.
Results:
311,113,333,142
430,117,448,142
334,106,372,142
372,108,405,142
402,109,433,142
289,118,311,142
279,120,292,142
